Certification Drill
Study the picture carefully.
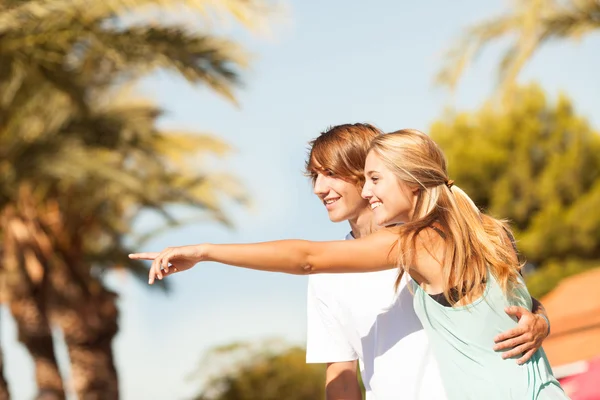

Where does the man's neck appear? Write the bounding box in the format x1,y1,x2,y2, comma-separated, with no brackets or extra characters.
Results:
348,208,378,239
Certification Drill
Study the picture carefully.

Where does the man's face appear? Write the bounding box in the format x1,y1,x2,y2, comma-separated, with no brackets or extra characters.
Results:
313,169,369,223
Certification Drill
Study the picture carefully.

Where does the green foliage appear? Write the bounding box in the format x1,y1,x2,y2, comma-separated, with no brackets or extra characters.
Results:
191,340,326,400
431,84,600,297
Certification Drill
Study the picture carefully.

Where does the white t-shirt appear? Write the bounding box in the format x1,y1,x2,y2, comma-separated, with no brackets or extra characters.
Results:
306,233,447,400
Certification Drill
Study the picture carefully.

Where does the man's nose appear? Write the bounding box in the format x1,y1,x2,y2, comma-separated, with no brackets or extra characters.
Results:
313,174,327,195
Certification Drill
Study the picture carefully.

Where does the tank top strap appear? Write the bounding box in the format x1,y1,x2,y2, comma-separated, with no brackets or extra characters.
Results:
502,226,518,255
429,225,446,239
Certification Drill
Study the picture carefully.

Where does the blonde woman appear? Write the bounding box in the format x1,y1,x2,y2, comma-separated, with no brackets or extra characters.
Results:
131,129,566,399
303,123,446,399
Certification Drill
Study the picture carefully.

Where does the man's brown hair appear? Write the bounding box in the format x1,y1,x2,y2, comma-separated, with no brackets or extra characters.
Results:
305,123,383,187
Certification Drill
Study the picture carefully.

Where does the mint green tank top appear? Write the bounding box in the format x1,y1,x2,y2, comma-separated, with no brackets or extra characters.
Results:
412,273,568,400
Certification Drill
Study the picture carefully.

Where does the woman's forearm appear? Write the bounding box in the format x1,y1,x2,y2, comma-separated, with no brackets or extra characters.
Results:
201,234,397,275
134,228,406,284
202,240,314,274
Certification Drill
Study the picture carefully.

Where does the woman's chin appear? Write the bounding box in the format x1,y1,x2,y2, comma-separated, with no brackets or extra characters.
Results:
374,209,404,227
375,215,388,226
376,215,405,227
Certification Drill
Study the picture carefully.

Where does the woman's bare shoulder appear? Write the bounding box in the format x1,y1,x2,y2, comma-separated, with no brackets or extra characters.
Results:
412,226,447,286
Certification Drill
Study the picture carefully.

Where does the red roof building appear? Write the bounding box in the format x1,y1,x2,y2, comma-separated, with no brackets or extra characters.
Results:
539,268,600,399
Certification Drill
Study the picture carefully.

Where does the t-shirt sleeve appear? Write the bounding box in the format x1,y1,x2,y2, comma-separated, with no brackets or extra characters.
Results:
305,276,358,363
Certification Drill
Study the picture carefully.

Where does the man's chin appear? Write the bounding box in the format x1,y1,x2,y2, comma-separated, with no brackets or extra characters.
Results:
327,212,347,223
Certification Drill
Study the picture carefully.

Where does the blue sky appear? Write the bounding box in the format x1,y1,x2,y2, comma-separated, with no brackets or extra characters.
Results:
2,1,599,399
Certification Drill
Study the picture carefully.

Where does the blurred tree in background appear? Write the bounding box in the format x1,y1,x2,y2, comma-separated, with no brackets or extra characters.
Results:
0,0,272,398
431,84,600,298
436,0,600,99
191,340,326,400
434,0,600,298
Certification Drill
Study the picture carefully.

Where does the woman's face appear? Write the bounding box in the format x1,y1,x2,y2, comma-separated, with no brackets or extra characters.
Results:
362,151,419,226
312,168,369,223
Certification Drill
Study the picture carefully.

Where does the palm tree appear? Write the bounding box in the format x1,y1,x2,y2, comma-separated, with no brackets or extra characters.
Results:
45,90,248,398
436,0,600,99
0,0,267,397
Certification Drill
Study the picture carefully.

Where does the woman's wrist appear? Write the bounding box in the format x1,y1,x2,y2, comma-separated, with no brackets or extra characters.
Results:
195,243,209,263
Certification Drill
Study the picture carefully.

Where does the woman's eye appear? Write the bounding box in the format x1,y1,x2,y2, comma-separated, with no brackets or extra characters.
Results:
325,169,335,177
371,177,379,183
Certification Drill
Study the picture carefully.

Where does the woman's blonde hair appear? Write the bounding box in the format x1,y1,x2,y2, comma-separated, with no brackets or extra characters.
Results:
369,129,522,305
305,123,383,187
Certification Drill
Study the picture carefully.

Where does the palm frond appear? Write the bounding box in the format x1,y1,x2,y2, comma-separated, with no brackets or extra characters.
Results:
0,0,273,34
86,27,245,102
436,0,600,97
0,0,268,110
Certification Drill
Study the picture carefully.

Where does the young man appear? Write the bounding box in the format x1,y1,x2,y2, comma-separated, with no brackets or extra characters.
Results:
304,123,551,399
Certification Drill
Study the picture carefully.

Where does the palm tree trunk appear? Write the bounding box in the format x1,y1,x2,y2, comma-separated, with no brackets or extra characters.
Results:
2,207,65,400
51,287,119,400
9,299,65,400
38,195,120,399
0,314,11,400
